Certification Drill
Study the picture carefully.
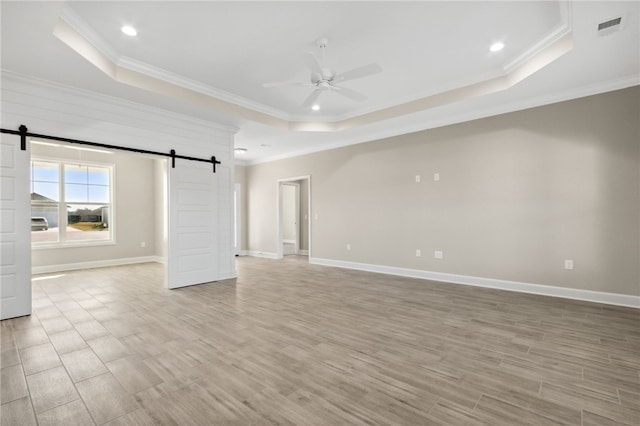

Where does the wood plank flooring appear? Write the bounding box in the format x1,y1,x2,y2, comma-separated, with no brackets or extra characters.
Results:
1,256,639,425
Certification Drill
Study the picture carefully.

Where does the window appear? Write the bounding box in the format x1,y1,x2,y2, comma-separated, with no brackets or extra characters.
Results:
31,159,113,246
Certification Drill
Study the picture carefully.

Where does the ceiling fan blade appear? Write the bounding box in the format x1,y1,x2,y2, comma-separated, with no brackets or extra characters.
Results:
333,86,367,102
302,89,322,108
304,52,323,75
262,81,313,88
333,63,382,83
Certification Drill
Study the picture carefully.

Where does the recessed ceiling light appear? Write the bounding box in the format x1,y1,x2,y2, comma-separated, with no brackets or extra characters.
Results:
234,148,248,155
121,25,137,36
311,104,320,111
490,42,505,52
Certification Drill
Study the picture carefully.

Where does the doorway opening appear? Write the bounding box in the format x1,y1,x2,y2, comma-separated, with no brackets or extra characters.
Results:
277,176,311,260
234,183,242,256
29,140,169,277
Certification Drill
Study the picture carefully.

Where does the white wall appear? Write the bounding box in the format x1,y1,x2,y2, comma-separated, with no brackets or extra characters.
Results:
1,72,236,282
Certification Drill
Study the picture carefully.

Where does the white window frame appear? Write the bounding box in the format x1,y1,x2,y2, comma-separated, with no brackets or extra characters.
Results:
31,156,116,249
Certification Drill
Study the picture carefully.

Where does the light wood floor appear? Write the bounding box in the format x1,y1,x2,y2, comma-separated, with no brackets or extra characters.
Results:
1,256,639,425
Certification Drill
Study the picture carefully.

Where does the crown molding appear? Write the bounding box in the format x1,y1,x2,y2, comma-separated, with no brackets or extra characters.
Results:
59,6,119,64
53,4,575,132
246,74,639,165
116,57,291,122
60,5,288,122
1,69,240,135
503,1,572,74
334,2,573,123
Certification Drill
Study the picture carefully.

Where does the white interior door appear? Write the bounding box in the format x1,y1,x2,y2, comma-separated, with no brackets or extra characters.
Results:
167,159,219,289
0,135,31,320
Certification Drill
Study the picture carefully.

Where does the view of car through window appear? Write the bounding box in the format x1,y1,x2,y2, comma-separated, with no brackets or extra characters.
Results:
30,217,49,231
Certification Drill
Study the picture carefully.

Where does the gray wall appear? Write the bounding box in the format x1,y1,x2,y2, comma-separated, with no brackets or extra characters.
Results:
244,87,640,296
31,145,158,268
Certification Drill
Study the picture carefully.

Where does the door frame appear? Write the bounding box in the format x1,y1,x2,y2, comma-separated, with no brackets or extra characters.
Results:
281,182,300,255
234,183,242,256
277,175,311,260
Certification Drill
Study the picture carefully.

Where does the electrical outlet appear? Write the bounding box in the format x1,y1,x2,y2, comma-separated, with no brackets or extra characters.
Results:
416,249,421,257
346,243,351,251
564,259,574,270
140,242,146,248
415,175,421,183
314,213,318,220
434,250,443,259
434,173,440,181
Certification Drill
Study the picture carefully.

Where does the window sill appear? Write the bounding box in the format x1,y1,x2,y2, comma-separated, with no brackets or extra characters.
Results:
31,240,116,250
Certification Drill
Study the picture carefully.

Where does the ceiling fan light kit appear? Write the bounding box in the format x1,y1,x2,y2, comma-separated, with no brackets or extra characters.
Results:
263,37,383,109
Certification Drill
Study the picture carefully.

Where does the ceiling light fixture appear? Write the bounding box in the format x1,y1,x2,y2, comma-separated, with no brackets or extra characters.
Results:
311,104,320,111
234,148,248,155
121,25,137,36
490,42,505,52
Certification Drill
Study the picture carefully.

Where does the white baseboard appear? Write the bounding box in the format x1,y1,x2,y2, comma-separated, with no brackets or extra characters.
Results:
299,250,309,256
246,251,279,259
309,257,640,309
32,256,164,275
283,239,296,244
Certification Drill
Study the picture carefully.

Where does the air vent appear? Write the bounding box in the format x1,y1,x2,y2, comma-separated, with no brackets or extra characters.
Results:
597,16,624,36
598,17,622,32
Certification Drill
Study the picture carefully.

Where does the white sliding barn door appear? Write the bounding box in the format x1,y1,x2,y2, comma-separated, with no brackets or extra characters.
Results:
0,135,31,320
167,159,233,289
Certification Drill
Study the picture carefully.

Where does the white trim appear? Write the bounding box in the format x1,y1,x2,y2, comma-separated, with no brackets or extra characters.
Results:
1,70,239,136
283,239,296,244
117,56,290,121
58,6,289,122
49,8,580,129
246,75,640,166
234,183,242,256
309,257,640,309
299,250,309,256
246,251,279,259
32,256,163,275
59,6,119,64
30,156,116,249
503,16,571,74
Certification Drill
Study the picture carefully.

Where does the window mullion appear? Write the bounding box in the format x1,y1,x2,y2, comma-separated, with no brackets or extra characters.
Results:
59,163,66,243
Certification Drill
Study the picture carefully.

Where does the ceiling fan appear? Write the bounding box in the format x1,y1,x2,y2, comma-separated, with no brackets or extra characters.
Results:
263,37,382,108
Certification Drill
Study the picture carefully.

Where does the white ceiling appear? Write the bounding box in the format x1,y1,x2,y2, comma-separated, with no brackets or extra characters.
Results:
1,1,638,164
